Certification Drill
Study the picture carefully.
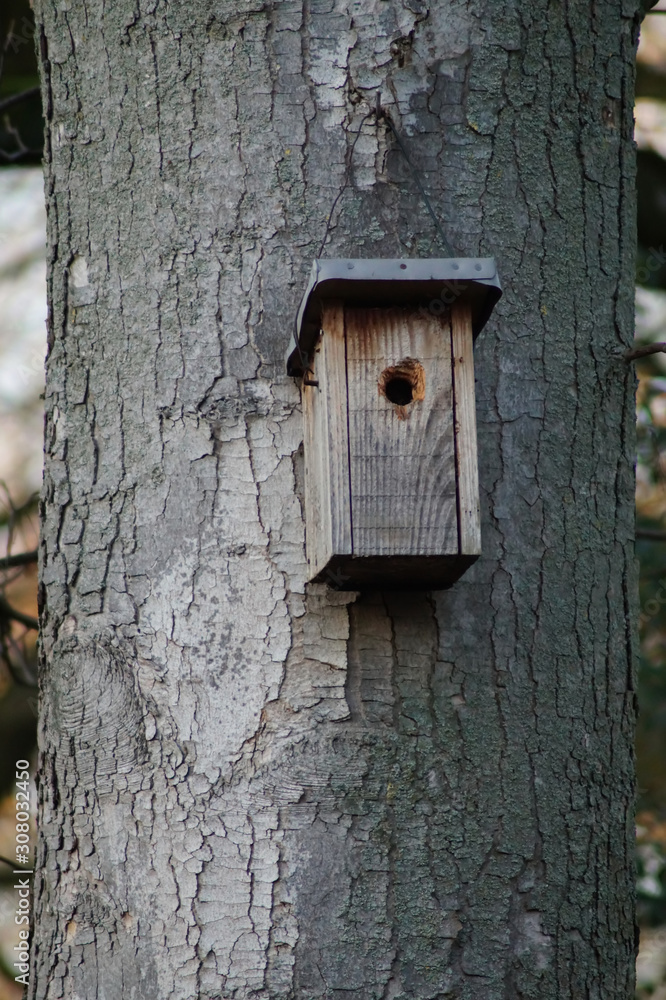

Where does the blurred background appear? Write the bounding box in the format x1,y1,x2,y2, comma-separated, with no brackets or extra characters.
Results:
0,2,42,996
633,6,666,998
1,1,666,997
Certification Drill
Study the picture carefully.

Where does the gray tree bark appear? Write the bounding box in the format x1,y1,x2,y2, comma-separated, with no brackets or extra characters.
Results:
32,1,640,998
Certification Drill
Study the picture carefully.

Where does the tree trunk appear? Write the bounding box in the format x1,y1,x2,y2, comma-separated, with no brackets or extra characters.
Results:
32,2,640,998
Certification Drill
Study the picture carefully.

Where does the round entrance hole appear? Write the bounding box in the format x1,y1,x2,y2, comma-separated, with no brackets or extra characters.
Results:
384,376,414,406
378,357,426,419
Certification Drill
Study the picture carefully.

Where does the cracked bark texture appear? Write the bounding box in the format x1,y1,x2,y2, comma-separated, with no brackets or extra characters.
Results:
32,1,639,998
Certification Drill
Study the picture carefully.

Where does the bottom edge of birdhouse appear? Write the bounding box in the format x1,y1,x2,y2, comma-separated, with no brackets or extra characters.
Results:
307,553,479,591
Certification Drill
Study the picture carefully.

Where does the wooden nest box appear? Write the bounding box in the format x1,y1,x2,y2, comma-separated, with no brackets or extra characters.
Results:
287,258,502,590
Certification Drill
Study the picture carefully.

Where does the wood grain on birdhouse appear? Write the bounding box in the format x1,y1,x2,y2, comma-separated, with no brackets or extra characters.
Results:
345,307,458,557
302,302,351,578
301,299,482,589
451,300,481,556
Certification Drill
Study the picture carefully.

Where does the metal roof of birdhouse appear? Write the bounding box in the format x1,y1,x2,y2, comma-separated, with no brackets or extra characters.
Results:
286,257,502,376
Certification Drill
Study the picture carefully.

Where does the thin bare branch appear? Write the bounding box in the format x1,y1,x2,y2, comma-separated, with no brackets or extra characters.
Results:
0,550,38,570
0,86,40,114
0,489,39,532
1,629,38,687
0,596,38,631
624,342,666,362
637,528,666,542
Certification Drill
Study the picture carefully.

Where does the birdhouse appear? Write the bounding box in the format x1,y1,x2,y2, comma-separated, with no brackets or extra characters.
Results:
287,258,502,590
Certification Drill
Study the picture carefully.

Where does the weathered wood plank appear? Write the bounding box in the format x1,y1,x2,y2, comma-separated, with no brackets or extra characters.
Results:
303,302,351,581
345,307,458,558
322,302,353,561
302,334,330,579
451,300,481,554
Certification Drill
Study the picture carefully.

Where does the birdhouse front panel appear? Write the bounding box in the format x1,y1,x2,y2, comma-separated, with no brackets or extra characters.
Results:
345,306,458,557
289,258,501,590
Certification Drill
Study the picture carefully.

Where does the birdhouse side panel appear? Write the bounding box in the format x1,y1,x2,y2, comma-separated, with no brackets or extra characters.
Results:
345,307,458,558
302,362,331,580
451,301,481,555
302,305,352,581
